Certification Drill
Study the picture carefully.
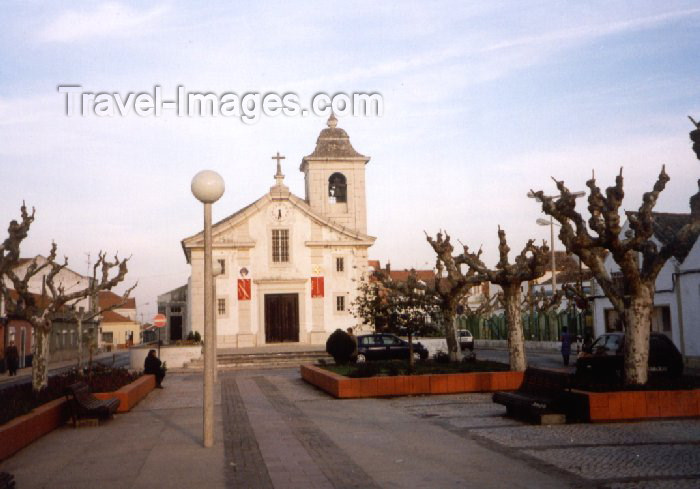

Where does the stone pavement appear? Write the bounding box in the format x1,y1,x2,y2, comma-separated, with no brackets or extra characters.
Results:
2,368,700,488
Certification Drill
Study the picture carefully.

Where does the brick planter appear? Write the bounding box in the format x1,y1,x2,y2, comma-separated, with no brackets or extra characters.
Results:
301,364,523,398
0,374,156,461
574,388,700,422
94,374,156,413
0,398,68,461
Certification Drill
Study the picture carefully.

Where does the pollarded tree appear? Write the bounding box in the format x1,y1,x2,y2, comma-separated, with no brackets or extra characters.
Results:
0,203,34,276
533,167,700,385
426,232,483,362
456,228,550,371
383,269,438,367
2,241,131,392
65,254,137,371
351,270,391,332
690,116,700,160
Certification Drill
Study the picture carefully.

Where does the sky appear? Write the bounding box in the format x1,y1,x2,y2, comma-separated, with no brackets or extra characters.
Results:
1,1,699,321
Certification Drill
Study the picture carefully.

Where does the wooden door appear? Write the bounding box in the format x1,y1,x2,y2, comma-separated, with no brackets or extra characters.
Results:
264,294,299,343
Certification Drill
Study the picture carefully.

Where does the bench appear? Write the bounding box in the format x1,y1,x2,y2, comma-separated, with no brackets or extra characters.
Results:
65,382,120,426
0,472,15,489
492,367,572,424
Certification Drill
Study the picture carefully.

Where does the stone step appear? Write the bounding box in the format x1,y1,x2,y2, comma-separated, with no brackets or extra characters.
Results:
182,351,332,370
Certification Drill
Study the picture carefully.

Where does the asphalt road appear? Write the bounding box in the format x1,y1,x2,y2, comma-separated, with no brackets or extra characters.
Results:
476,347,576,371
0,351,130,391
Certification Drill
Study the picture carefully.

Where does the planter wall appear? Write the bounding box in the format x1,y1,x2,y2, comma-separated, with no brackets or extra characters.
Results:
94,374,156,413
0,374,156,461
575,389,700,422
301,364,523,399
0,398,68,461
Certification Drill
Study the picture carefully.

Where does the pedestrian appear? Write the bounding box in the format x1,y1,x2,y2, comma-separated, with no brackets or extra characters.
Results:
5,340,19,376
560,327,572,366
144,349,166,388
347,327,358,363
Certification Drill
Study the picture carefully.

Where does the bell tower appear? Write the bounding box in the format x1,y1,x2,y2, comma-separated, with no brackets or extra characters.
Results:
299,114,370,234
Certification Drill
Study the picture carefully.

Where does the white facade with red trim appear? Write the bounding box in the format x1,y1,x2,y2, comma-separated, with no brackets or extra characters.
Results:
181,117,375,347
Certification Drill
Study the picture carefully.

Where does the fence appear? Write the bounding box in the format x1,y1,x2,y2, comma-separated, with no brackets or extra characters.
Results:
456,310,592,342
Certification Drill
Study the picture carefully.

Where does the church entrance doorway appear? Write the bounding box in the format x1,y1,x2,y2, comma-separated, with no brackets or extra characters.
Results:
264,293,299,343
170,316,183,342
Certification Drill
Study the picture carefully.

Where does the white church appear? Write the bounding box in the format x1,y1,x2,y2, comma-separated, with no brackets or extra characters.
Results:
181,115,375,347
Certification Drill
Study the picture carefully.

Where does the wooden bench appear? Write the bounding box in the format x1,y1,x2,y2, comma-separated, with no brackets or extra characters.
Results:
0,472,15,489
492,367,572,424
65,382,120,426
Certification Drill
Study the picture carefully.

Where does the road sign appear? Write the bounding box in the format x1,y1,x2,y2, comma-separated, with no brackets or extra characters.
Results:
153,314,167,328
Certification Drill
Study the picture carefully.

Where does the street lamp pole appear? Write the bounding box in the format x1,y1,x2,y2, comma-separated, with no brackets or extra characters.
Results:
536,217,557,293
191,170,225,449
528,191,585,295
548,217,556,293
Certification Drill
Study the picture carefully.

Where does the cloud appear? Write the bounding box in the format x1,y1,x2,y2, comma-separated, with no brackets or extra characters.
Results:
481,7,700,53
39,2,168,43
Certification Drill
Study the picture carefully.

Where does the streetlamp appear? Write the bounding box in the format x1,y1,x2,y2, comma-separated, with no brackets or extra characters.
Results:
527,191,585,295
191,170,225,449
536,217,558,293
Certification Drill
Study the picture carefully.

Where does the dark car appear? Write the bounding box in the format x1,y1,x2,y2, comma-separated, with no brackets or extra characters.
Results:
356,333,429,363
576,332,683,381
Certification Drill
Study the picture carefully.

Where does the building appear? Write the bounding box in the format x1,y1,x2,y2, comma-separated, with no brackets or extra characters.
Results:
590,211,700,366
1,256,94,366
157,284,188,343
98,291,140,349
182,115,375,347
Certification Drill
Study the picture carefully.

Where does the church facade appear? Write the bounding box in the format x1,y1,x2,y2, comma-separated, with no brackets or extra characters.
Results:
182,115,375,347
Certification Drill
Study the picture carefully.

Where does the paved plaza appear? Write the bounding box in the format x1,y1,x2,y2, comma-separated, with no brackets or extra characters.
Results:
2,368,699,488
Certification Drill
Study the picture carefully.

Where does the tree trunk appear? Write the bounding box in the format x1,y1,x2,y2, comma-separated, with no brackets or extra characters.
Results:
32,326,51,392
504,284,527,371
442,309,461,362
623,283,654,385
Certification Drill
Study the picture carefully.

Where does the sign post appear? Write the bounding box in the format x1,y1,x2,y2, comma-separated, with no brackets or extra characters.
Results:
153,314,166,358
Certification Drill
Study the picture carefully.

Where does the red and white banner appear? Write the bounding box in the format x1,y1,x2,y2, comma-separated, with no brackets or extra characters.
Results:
237,279,251,300
311,276,324,298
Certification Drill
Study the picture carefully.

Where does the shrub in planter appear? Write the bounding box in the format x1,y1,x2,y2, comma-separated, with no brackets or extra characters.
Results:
0,365,139,425
326,329,356,365
348,362,379,378
434,351,450,364
186,331,202,343
386,360,403,377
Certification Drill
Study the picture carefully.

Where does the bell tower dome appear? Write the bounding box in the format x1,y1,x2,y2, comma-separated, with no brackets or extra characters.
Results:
300,115,370,234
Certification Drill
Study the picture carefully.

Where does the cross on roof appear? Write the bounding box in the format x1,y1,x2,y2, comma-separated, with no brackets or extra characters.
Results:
272,151,285,185
272,151,285,165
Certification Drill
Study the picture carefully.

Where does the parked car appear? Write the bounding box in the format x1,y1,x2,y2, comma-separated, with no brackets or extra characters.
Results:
356,333,429,362
458,330,474,351
576,332,683,380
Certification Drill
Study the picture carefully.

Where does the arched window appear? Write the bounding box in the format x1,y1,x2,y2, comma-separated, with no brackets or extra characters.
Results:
328,173,347,203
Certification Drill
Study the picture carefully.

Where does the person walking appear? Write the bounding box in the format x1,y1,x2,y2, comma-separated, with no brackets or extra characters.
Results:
560,327,572,366
347,327,358,363
5,340,19,376
144,349,166,388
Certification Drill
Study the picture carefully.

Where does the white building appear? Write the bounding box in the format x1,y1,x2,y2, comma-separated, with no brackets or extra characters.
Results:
182,115,375,347
590,211,700,366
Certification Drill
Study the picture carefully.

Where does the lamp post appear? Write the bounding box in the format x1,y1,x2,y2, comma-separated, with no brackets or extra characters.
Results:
536,217,558,293
528,191,585,295
191,170,225,448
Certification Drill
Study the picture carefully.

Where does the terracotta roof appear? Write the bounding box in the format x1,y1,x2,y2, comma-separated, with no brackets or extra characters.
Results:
98,290,136,309
100,309,133,323
368,260,381,269
303,114,365,159
386,269,436,287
